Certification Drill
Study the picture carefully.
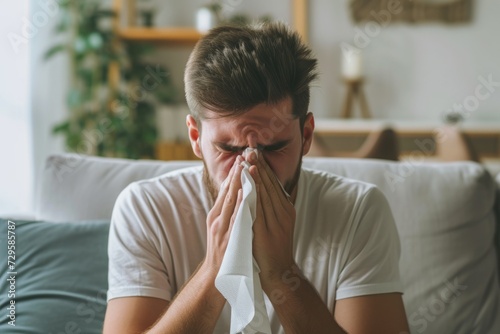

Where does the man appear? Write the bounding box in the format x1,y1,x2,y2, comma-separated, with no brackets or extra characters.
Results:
103,23,409,333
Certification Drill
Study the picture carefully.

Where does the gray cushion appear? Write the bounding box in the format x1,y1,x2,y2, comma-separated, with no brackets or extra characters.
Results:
0,219,109,333
35,154,199,221
496,173,500,271
306,158,500,332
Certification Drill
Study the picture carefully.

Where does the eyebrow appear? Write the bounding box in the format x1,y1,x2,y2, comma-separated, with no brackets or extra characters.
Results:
214,140,291,152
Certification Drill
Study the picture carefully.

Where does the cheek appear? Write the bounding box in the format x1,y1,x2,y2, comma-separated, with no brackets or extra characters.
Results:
205,151,238,183
220,156,236,177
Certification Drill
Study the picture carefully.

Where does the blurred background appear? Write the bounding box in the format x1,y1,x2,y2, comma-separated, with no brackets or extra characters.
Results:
1,0,499,215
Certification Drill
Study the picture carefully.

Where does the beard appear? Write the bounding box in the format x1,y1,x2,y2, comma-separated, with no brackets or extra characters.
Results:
202,148,303,203
202,159,220,203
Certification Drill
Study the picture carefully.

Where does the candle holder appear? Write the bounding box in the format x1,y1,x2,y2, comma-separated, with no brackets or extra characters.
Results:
341,77,372,119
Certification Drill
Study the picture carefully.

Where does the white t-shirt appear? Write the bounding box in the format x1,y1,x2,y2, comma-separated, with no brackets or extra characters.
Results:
107,166,403,333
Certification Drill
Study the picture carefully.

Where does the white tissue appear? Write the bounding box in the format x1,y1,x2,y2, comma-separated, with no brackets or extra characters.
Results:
243,147,259,160
215,160,272,334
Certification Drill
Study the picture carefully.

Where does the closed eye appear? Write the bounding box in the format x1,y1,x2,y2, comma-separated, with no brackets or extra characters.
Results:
217,144,243,154
214,139,291,153
260,140,290,152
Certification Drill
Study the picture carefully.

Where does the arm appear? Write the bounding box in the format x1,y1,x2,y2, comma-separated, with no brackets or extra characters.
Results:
103,265,225,334
144,263,226,334
335,293,409,333
103,297,169,334
103,158,245,333
263,264,346,334
262,263,408,333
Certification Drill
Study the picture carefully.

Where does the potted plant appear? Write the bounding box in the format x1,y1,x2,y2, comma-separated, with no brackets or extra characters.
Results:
44,0,176,159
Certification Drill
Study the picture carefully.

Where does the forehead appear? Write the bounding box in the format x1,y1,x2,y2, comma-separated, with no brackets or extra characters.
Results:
200,98,297,140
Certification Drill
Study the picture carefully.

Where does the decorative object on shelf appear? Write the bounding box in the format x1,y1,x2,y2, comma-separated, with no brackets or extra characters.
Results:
196,2,222,33
341,46,363,80
195,0,273,32
340,47,371,118
341,79,371,119
350,0,473,24
137,0,156,27
44,0,175,159
443,109,465,125
139,10,155,27
435,125,480,162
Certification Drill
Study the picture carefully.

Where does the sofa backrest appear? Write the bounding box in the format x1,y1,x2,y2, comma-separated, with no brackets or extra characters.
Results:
36,154,500,333
35,154,199,221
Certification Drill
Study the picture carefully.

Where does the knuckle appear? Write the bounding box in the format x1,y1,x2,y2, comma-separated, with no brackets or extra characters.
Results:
207,211,216,223
224,193,235,206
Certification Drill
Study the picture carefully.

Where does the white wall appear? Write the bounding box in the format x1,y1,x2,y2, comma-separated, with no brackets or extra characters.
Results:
148,0,500,121
309,0,500,120
0,1,33,216
30,0,67,208
0,0,67,216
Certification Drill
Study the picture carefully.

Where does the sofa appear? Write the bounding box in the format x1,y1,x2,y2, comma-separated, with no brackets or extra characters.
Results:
1,153,499,333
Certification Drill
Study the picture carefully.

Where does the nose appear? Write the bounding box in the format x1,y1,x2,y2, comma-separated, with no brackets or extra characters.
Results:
247,132,258,149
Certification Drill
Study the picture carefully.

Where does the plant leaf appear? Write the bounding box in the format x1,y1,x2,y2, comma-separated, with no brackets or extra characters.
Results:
94,10,117,18
52,121,70,134
43,45,67,60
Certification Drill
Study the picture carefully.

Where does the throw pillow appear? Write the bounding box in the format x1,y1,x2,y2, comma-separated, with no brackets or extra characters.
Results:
0,219,109,333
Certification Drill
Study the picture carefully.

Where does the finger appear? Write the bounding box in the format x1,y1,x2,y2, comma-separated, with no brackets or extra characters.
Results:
211,158,239,216
219,159,243,229
253,166,278,229
255,153,290,208
253,182,268,234
228,188,243,232
245,149,259,166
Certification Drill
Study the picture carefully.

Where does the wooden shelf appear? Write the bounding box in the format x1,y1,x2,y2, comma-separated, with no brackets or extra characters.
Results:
118,27,203,45
156,141,199,161
314,119,500,136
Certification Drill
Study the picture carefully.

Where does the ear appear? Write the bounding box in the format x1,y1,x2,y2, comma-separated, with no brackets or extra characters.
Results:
301,112,315,156
186,115,202,159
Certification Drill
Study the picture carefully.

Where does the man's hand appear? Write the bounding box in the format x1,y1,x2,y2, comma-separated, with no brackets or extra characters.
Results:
202,156,244,275
247,151,297,289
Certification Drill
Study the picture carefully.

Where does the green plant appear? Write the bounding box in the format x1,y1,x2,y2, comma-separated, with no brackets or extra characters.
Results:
45,0,175,159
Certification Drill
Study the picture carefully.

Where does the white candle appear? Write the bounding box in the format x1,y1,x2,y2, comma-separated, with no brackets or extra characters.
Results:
341,47,363,80
196,7,217,33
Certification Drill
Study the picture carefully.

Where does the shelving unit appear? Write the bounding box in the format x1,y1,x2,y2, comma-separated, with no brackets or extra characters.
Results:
112,0,205,45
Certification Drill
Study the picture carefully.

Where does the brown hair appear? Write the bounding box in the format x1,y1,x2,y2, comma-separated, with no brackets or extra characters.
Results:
184,22,318,127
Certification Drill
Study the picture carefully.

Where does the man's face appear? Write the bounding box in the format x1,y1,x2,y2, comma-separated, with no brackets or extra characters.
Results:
187,97,314,201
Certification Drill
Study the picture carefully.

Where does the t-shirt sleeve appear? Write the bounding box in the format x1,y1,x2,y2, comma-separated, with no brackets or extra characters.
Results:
107,182,173,302
335,186,403,300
